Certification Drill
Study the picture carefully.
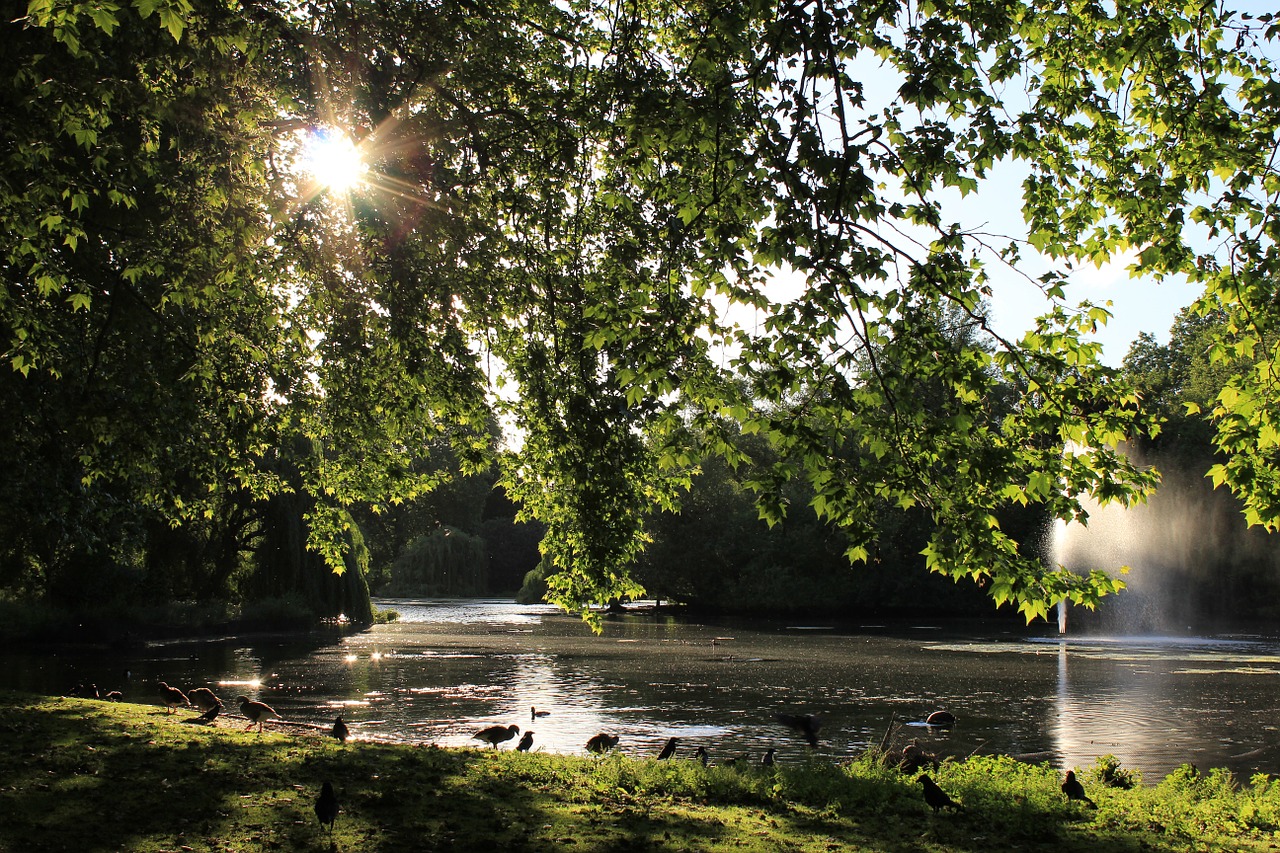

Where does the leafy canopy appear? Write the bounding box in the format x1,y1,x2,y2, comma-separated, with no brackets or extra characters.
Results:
5,0,1278,624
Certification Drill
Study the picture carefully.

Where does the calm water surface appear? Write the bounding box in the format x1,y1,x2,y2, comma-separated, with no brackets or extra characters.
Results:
6,598,1280,782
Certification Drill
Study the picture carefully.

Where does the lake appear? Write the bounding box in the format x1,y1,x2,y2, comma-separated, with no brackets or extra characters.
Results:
6,598,1280,782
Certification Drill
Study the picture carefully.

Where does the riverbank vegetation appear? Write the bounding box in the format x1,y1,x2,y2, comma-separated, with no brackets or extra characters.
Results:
5,692,1279,853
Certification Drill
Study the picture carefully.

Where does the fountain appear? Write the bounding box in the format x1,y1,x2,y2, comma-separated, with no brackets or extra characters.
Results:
1050,446,1280,635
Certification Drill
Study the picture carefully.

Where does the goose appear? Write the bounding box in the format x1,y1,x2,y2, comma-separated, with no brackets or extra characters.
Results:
473,724,520,748
237,695,278,732
158,682,189,715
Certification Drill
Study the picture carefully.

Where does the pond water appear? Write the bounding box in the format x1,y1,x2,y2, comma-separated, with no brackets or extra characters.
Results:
6,598,1280,782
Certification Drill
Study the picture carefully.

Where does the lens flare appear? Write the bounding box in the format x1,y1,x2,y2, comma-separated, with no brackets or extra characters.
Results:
300,127,366,193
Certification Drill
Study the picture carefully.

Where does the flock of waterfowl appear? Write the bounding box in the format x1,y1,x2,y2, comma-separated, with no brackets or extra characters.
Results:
65,678,1100,832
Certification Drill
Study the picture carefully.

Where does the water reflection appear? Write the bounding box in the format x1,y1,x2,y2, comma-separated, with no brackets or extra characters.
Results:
4,599,1280,781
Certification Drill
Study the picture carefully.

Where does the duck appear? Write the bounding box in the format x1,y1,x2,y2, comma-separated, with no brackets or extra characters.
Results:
188,687,221,715
237,695,278,732
657,737,679,760
925,710,956,726
332,716,350,742
473,724,520,748
531,706,550,721
516,731,535,752
314,781,339,834
158,681,189,714
586,732,619,754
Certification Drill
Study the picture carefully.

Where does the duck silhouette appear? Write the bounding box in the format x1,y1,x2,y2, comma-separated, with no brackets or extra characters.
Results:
188,687,221,719
158,682,188,714
332,716,350,742
531,706,550,721
586,732,619,754
473,724,520,748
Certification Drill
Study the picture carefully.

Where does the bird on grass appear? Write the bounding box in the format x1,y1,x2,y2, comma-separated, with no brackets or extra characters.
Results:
158,681,189,714
586,732,619,754
237,695,278,732
473,724,520,748
332,716,350,742
775,712,821,747
1062,770,1097,807
918,773,962,813
315,781,339,835
188,687,222,722
516,731,534,752
762,748,776,766
693,746,709,766
105,690,123,702
531,706,550,721
657,737,679,760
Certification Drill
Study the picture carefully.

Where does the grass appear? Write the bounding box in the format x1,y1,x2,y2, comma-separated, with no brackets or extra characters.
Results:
4,692,1280,852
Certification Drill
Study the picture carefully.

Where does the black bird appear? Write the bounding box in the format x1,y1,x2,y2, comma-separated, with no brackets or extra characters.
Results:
586,732,619,754
657,737,679,760
925,710,956,726
693,745,709,766
918,773,962,812
237,695,278,732
531,706,550,721
516,731,535,752
473,724,520,748
775,712,821,747
762,748,776,766
158,681,189,715
1062,770,1097,807
314,781,339,834
332,716,350,742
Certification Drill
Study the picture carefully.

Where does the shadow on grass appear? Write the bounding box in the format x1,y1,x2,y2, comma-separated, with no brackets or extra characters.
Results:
0,693,1253,852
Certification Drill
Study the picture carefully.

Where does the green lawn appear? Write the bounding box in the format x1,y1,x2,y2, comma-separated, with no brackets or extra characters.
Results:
2,692,1278,852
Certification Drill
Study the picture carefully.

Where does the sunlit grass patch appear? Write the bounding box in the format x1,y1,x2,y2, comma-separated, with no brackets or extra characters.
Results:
2,691,1278,852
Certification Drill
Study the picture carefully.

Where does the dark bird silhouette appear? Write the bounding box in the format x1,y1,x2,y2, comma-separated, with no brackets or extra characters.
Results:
918,774,962,812
237,695,278,732
586,732,619,754
196,703,221,723
657,737,679,760
158,681,189,714
531,706,550,721
762,748,776,766
775,712,821,747
1062,770,1097,807
516,731,534,752
332,715,350,742
473,724,520,748
105,690,123,702
925,710,956,726
694,745,709,766
314,781,339,834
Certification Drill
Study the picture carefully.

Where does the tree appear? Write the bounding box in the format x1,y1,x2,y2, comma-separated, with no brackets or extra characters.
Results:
5,0,1278,626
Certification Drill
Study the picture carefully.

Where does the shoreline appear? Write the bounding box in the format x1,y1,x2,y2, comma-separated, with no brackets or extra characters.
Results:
3,690,1276,852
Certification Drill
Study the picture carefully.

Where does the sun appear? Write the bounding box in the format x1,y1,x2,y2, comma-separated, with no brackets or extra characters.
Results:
299,126,367,194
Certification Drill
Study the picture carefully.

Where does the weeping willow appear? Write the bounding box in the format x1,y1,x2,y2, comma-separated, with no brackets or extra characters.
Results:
384,527,488,597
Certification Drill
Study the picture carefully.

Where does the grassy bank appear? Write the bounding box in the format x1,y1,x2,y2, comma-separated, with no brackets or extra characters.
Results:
3,692,1279,852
